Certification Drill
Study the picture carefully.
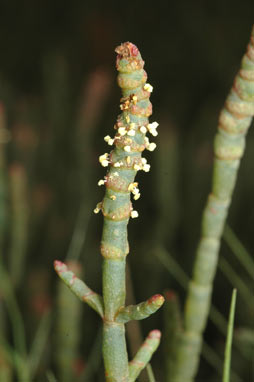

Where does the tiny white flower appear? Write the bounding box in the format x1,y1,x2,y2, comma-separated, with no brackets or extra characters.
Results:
132,187,140,195
118,127,127,136
101,160,109,167
98,179,105,186
150,129,158,137
141,157,147,165
128,182,138,192
134,164,141,171
127,129,135,136
93,207,100,214
148,122,159,130
99,153,108,161
99,153,109,167
104,135,111,142
110,195,116,200
143,163,151,172
114,162,121,167
124,145,131,152
147,142,157,151
140,126,147,134
144,83,153,92
147,122,159,137
144,137,149,144
134,193,141,200
131,210,139,218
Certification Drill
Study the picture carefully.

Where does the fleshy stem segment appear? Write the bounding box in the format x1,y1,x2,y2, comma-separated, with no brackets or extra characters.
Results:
128,330,161,382
168,26,254,381
54,42,163,382
54,260,104,318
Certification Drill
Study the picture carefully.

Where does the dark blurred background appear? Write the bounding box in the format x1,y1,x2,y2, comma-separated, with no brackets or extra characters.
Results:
0,1,253,381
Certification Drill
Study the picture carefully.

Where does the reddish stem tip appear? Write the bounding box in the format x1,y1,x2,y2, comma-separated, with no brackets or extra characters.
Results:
54,260,67,273
148,329,161,339
148,294,165,305
115,42,140,59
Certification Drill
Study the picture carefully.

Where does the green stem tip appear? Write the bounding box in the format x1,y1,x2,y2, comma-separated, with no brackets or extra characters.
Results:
54,260,104,318
116,294,164,323
129,330,161,382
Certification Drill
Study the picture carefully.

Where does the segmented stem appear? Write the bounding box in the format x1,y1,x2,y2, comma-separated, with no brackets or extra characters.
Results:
169,26,254,381
115,294,164,324
54,261,104,318
128,330,161,382
98,42,159,381
54,42,163,381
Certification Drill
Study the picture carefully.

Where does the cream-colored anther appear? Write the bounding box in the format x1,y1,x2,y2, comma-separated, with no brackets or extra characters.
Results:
144,83,153,92
143,163,151,172
124,145,131,152
140,126,147,134
127,129,135,136
118,127,126,136
99,153,109,167
147,142,157,151
128,182,138,192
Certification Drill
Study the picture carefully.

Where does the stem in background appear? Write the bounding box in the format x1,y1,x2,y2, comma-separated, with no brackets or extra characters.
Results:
9,164,29,287
0,263,29,380
223,224,254,278
223,289,237,382
55,261,83,382
0,103,12,381
168,25,254,381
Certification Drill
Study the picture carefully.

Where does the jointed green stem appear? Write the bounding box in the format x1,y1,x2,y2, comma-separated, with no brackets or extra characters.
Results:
115,294,164,323
128,330,161,382
169,25,254,381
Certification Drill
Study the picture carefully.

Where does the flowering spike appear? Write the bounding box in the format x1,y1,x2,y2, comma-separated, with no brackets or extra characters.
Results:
55,41,162,381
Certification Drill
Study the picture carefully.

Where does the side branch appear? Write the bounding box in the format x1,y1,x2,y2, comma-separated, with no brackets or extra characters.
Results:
115,294,164,323
128,330,161,382
54,261,104,318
